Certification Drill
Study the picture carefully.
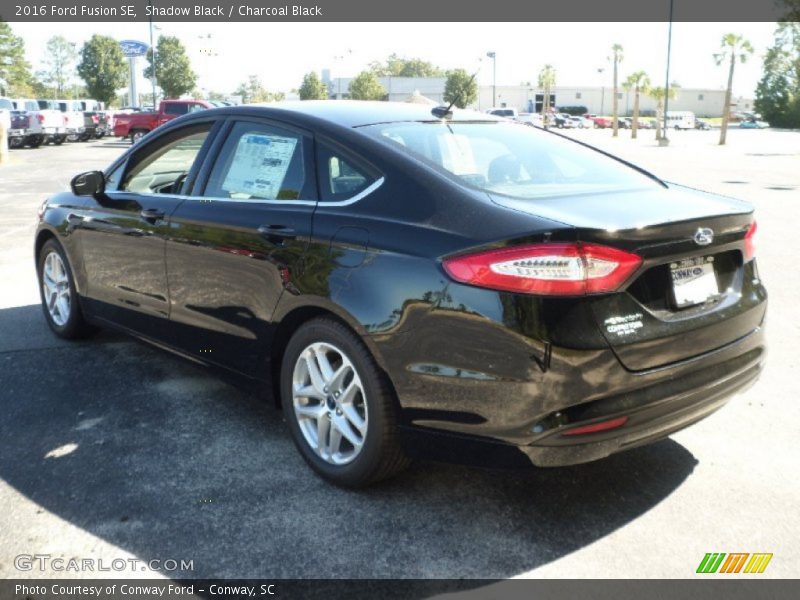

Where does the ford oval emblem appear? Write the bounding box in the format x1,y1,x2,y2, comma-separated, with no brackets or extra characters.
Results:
119,40,149,58
694,227,714,246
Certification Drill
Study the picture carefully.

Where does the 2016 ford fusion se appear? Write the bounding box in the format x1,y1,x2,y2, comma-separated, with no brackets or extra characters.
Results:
35,101,767,487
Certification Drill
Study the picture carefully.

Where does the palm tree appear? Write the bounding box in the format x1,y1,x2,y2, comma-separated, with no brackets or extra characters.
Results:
623,71,650,139
538,64,556,129
715,33,754,145
648,84,680,142
609,44,624,137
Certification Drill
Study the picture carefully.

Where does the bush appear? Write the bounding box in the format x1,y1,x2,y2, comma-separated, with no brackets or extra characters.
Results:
558,105,588,116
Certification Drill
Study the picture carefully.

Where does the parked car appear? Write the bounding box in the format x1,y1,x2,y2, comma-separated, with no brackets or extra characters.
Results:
554,113,576,128
54,99,87,141
13,99,66,144
0,97,12,143
36,102,766,487
569,116,593,129
739,118,769,129
485,107,518,120
585,114,613,129
637,118,654,130
516,112,543,127
618,117,632,129
695,119,712,130
113,99,213,142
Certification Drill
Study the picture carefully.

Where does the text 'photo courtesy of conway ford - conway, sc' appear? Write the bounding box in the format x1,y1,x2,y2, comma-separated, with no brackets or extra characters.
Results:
34,101,767,487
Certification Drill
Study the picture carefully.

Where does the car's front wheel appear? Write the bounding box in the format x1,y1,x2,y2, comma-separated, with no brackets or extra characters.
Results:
281,318,409,487
38,239,95,339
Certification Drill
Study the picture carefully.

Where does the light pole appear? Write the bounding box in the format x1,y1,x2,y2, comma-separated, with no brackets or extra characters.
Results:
148,1,157,107
486,51,496,107
597,67,605,115
660,0,675,146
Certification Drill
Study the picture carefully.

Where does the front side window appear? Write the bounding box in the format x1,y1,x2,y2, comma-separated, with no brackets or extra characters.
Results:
120,125,210,194
0,98,12,110
203,121,310,201
363,121,661,199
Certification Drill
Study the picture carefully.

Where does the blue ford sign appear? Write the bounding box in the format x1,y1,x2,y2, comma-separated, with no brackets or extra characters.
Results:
119,40,149,58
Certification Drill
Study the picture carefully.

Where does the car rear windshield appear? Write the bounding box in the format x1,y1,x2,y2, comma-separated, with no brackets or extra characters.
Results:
362,121,661,198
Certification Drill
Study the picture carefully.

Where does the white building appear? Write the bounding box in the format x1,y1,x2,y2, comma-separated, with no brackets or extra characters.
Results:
477,85,754,117
319,74,753,117
325,75,447,103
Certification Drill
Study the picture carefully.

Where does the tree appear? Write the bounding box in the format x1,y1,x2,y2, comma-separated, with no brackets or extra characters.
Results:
714,33,754,145
609,44,624,137
77,35,127,106
538,64,556,129
348,71,386,101
42,36,77,97
298,71,328,100
623,71,650,139
443,69,477,108
234,75,283,103
368,54,443,77
0,20,33,96
144,35,196,99
755,22,800,128
647,84,680,142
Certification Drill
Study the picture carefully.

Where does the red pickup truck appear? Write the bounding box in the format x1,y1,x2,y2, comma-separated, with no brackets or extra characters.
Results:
114,99,213,142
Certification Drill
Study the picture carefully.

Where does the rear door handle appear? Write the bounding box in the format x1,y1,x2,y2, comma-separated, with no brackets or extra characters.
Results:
258,224,296,245
140,208,165,223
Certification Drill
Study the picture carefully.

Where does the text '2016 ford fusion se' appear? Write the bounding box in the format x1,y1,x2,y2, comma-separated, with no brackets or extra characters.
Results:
35,101,766,487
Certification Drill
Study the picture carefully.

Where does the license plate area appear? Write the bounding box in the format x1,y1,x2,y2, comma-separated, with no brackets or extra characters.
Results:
670,256,719,308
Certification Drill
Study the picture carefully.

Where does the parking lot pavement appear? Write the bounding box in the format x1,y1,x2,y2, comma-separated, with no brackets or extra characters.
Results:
0,132,798,580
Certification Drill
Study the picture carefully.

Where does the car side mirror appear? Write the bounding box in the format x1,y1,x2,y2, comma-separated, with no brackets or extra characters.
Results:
71,171,105,197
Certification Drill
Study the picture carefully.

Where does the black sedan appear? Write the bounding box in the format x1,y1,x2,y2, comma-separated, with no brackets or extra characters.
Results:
35,101,767,487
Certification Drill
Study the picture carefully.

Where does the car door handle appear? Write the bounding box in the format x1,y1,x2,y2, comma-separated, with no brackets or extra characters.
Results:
258,224,296,245
140,208,165,223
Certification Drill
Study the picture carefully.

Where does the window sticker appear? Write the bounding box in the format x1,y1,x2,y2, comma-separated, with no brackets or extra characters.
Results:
222,133,298,199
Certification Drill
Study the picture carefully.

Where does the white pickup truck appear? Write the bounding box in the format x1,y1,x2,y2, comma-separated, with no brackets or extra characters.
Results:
55,99,87,141
0,97,11,139
12,99,67,145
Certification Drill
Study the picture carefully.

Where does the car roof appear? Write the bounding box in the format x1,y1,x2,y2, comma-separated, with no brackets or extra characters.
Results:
220,100,505,128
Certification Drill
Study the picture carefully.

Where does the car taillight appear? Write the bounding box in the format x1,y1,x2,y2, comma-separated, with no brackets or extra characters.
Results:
744,221,757,261
36,114,45,123
92,115,99,124
443,243,642,296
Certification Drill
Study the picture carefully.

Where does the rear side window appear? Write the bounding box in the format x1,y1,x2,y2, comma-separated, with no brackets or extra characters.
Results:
164,103,189,115
316,143,377,202
202,120,312,201
0,99,12,110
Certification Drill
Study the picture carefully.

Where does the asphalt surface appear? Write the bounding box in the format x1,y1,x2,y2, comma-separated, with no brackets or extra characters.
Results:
0,128,797,581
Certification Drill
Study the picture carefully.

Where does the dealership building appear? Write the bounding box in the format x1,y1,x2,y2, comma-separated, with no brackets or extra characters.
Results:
322,73,753,117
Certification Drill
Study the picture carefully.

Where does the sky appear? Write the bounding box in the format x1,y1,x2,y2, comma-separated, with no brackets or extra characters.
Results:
11,21,778,98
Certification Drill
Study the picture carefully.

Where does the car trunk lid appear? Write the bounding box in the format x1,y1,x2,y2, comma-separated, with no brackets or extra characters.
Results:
490,184,767,370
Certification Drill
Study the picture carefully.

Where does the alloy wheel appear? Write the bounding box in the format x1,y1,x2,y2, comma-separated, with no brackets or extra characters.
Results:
292,342,368,465
42,251,71,327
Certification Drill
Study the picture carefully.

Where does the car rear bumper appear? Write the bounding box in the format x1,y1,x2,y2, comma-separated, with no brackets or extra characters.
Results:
380,296,765,467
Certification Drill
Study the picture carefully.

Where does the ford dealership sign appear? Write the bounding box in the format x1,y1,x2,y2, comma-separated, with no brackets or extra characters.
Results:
119,40,149,58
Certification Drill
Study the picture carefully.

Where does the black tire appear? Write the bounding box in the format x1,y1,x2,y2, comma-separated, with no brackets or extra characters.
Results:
28,136,43,148
37,239,96,340
280,317,409,487
53,136,65,145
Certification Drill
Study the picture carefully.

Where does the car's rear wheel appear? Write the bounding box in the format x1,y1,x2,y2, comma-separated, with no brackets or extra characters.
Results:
38,239,95,339
281,318,409,487
130,130,146,144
